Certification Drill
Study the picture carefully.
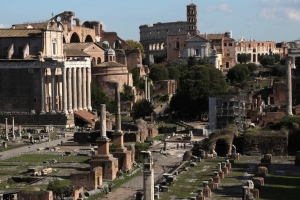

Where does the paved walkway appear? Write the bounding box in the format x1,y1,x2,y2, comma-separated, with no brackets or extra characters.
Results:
0,136,72,160
99,141,189,200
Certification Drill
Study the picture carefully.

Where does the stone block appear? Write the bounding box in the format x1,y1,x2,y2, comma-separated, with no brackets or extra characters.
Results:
203,187,211,197
250,188,259,199
154,193,159,199
218,171,224,179
208,182,218,190
231,153,240,160
190,162,197,167
258,166,268,175
161,186,169,192
222,167,228,174
226,162,231,169
213,176,220,184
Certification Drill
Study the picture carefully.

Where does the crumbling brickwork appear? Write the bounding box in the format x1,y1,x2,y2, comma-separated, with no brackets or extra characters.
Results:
70,167,102,190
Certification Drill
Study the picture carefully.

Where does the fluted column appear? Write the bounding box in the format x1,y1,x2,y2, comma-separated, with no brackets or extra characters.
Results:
72,68,78,111
12,117,15,139
100,104,107,138
67,68,73,113
51,68,56,113
62,68,68,114
5,118,8,140
78,67,83,110
148,80,151,102
87,67,92,110
82,67,87,110
40,68,46,114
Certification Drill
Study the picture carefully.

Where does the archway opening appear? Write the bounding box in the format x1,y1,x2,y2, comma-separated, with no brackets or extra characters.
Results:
63,36,66,43
215,139,229,156
102,41,109,49
85,35,93,42
70,32,80,43
114,40,122,49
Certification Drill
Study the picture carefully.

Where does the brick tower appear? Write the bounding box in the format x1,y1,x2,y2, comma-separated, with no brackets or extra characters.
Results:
186,3,198,36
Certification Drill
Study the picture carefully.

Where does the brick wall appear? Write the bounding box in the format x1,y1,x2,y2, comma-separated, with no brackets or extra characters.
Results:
18,190,53,200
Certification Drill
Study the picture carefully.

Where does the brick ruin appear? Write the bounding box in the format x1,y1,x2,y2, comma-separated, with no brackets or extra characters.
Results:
70,167,102,190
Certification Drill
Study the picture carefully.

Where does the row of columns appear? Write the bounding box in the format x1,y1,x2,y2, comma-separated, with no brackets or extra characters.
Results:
40,67,92,114
4,117,21,139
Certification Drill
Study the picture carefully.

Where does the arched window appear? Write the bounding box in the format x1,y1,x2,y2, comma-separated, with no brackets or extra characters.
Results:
52,39,57,55
97,57,101,64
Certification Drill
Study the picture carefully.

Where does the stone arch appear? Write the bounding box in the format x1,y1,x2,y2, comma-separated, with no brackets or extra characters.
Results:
85,35,93,42
149,44,152,51
237,53,241,62
63,35,66,43
114,40,122,49
215,139,229,156
160,43,164,50
156,43,160,50
97,57,101,64
70,32,80,43
258,53,261,61
253,54,256,62
102,41,109,49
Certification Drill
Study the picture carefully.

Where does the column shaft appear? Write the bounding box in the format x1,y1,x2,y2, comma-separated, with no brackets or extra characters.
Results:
100,104,106,137
51,68,56,113
62,68,68,114
67,68,73,113
78,68,83,110
87,67,92,110
72,68,78,111
82,67,87,110
40,68,45,113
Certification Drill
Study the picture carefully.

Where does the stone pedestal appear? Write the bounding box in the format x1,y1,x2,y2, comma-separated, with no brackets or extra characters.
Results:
250,188,259,199
218,171,224,179
221,162,228,174
196,189,206,200
213,172,220,184
202,182,211,197
231,153,240,161
90,137,118,180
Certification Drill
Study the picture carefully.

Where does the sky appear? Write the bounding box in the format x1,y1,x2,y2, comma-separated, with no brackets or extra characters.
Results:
0,0,300,43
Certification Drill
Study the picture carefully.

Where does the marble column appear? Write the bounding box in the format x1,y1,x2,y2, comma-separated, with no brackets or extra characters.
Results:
72,68,78,111
18,125,22,137
77,67,83,110
67,68,73,113
5,118,8,140
40,68,46,114
145,76,148,101
286,57,293,116
82,67,87,110
96,104,111,155
87,67,92,111
115,85,122,134
51,68,56,113
62,68,68,114
148,80,151,102
11,117,15,139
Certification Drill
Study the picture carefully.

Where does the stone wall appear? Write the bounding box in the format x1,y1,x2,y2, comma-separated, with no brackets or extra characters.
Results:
0,113,74,127
18,190,53,200
70,167,102,190
243,132,288,155
153,80,176,97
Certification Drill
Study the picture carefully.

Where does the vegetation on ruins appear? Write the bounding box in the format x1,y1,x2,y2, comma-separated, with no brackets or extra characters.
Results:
149,64,169,81
131,99,154,120
169,64,228,118
134,142,150,163
120,84,133,101
91,82,115,113
237,53,251,64
125,39,145,58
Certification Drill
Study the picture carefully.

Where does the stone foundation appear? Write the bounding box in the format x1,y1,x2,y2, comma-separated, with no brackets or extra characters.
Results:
113,150,133,172
90,155,118,180
0,113,74,127
202,187,211,197
18,190,53,200
70,167,102,190
218,171,224,179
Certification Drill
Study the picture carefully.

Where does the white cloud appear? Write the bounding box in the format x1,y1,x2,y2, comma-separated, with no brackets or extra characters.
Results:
249,20,258,25
286,8,300,21
206,4,233,13
0,24,7,28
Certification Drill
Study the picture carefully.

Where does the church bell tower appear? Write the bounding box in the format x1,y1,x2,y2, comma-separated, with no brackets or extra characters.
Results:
186,3,198,36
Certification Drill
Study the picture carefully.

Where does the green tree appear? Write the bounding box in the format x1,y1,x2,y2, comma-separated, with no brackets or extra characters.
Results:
131,67,144,89
102,42,109,49
149,64,169,81
168,66,180,81
238,53,251,64
120,84,133,101
154,53,166,63
131,99,154,120
47,179,64,199
247,63,257,73
125,39,145,58
170,65,227,118
167,59,187,68
135,142,150,163
187,56,197,67
91,82,114,113
227,64,250,83
271,65,286,77
197,56,212,65
259,54,275,67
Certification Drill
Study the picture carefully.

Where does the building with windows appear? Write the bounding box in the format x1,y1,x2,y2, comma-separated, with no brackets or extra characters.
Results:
235,37,285,64
139,3,197,64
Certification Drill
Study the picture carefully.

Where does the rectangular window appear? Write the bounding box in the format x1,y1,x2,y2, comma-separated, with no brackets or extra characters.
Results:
195,49,200,56
224,43,227,46
229,43,232,46
226,62,229,68
52,43,56,55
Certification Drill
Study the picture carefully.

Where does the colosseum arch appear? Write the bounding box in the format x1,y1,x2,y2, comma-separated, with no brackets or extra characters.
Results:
149,44,153,51
156,43,160,50
85,35,93,42
114,40,122,49
215,139,230,156
102,41,109,49
160,43,164,50
70,32,80,43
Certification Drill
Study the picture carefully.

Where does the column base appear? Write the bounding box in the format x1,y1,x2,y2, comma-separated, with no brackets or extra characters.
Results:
68,109,73,114
88,107,92,111
50,110,56,114
40,110,46,115
62,110,69,114
78,107,83,111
